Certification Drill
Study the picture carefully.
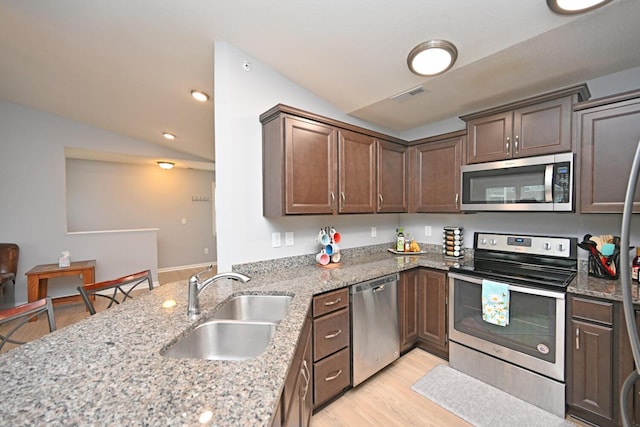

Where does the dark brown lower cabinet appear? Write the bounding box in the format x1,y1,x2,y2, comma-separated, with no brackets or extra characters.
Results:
398,268,448,359
273,312,313,427
566,295,636,427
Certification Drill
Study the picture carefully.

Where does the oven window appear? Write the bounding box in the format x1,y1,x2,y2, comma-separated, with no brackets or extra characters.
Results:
453,279,557,363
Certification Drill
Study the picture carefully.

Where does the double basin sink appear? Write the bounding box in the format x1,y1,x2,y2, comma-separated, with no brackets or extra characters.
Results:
163,294,292,361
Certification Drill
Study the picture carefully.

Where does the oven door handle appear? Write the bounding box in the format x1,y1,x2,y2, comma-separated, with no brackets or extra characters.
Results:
448,272,565,299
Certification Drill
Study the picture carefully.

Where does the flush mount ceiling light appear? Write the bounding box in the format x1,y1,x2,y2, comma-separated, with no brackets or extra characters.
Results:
190,90,210,102
407,39,458,77
547,0,612,14
162,132,176,141
157,161,175,170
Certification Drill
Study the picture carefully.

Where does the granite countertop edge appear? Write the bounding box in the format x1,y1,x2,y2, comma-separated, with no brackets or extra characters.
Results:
0,249,627,426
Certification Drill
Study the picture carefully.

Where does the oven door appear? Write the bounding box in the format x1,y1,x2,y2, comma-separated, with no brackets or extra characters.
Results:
448,272,566,381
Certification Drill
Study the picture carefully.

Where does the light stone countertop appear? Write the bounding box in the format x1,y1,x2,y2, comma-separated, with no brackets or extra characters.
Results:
0,250,461,427
0,248,625,426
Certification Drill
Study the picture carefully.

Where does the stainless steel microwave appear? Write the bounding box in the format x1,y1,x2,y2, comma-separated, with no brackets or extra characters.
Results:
460,152,573,212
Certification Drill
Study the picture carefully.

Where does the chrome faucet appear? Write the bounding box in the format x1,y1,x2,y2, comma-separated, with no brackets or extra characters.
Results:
187,264,251,319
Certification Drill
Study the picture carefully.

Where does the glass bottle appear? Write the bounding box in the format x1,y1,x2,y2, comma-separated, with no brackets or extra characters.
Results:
632,247,640,282
396,228,405,252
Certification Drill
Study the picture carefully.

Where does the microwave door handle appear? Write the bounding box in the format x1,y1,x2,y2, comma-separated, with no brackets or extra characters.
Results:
544,164,554,202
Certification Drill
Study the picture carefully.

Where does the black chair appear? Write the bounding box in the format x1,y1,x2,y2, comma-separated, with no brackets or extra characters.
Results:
77,270,153,315
0,297,56,351
0,243,19,295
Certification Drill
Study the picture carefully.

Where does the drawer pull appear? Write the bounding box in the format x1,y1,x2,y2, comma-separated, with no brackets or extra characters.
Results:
324,369,343,382
324,329,342,339
575,327,580,350
323,298,342,306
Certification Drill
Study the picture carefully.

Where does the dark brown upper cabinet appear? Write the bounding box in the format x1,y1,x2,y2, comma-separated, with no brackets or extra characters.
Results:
461,84,590,164
410,130,465,213
575,89,640,213
260,104,407,216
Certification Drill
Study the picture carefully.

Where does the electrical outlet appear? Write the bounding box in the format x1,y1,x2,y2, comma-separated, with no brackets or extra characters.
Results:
204,247,209,254
425,226,432,236
371,227,377,238
285,232,294,246
272,232,281,248
181,218,187,225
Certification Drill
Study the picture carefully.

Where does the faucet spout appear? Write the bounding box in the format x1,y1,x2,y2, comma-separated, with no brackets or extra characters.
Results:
187,266,251,319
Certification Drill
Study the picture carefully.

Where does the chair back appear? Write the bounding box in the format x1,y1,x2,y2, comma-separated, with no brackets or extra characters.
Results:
0,297,56,351
77,270,153,315
0,243,19,276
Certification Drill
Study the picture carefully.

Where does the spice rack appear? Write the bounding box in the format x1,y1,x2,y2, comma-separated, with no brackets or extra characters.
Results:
443,226,464,259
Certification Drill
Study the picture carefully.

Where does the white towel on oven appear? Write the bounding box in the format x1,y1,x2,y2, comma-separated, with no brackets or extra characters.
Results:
482,279,510,327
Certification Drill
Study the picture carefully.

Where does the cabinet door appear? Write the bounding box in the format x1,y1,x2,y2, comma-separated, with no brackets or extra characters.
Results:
418,269,448,356
466,111,512,164
377,140,408,213
338,129,376,213
398,270,419,352
512,96,572,158
284,117,338,214
411,136,463,213
578,98,640,213
301,326,313,427
568,319,613,420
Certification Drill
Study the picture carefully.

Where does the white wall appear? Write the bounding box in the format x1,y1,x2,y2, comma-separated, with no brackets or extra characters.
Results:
0,101,208,303
214,44,640,270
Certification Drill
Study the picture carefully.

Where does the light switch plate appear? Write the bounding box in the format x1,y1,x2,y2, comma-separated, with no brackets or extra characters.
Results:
272,232,281,248
425,226,432,236
371,227,377,238
285,232,294,246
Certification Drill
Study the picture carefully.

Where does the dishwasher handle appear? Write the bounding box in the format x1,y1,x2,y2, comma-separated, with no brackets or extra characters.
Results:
351,273,399,294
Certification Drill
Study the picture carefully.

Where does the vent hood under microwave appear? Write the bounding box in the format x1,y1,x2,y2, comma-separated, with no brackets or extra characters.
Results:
460,152,574,212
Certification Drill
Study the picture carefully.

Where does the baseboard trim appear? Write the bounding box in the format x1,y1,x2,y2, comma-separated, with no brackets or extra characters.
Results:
158,262,216,273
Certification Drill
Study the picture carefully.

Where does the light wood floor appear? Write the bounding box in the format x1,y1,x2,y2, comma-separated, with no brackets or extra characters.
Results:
311,349,471,427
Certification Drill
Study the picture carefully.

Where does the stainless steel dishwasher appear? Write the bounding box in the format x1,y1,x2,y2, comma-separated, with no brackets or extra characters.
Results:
350,273,400,386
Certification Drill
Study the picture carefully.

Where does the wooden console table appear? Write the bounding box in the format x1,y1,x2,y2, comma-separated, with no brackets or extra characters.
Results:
25,260,96,305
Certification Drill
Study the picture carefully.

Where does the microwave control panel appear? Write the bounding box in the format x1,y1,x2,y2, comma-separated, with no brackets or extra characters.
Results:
553,162,571,203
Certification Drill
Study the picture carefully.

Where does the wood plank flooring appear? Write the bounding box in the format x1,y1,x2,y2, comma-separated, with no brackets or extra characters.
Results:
311,349,470,427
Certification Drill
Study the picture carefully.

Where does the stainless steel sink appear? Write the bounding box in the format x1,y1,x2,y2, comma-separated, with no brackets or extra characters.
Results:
212,294,292,323
162,320,277,361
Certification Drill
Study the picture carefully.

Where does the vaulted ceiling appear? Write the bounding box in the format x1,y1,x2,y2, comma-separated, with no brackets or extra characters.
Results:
2,0,639,162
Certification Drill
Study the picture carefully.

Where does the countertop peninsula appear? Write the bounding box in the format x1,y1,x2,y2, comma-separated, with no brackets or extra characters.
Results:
0,247,627,426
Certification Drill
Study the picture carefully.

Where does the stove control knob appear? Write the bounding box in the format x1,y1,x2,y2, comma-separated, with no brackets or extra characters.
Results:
558,243,565,252
480,238,487,245
490,239,497,246
543,242,551,251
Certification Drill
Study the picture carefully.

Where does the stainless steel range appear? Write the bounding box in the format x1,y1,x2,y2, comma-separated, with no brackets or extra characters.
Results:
448,232,577,418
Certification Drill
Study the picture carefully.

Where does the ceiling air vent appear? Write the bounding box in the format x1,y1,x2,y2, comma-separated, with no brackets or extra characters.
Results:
390,86,427,103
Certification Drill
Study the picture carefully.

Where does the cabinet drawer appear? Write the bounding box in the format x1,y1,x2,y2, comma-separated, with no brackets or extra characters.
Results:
572,297,613,325
313,308,350,362
313,347,350,407
313,288,349,317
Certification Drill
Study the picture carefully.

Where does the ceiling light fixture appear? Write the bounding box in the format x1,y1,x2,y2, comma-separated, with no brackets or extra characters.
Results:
190,90,210,102
407,39,458,77
162,132,176,140
547,0,612,14
157,161,175,170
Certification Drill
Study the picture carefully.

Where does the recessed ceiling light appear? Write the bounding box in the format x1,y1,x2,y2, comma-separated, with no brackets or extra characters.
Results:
190,90,210,102
407,40,458,77
157,161,175,170
162,132,176,141
547,0,612,14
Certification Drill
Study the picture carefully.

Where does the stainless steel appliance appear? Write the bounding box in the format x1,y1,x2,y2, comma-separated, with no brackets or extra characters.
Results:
620,139,640,427
460,152,573,212
448,232,578,418
350,273,400,386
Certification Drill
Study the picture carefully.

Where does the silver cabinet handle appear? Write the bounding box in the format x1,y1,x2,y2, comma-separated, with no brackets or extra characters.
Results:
455,193,459,209
378,194,383,210
323,298,341,306
301,360,310,400
340,191,345,209
330,191,335,209
514,135,519,153
506,136,510,154
575,327,580,350
324,369,342,382
324,329,342,339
